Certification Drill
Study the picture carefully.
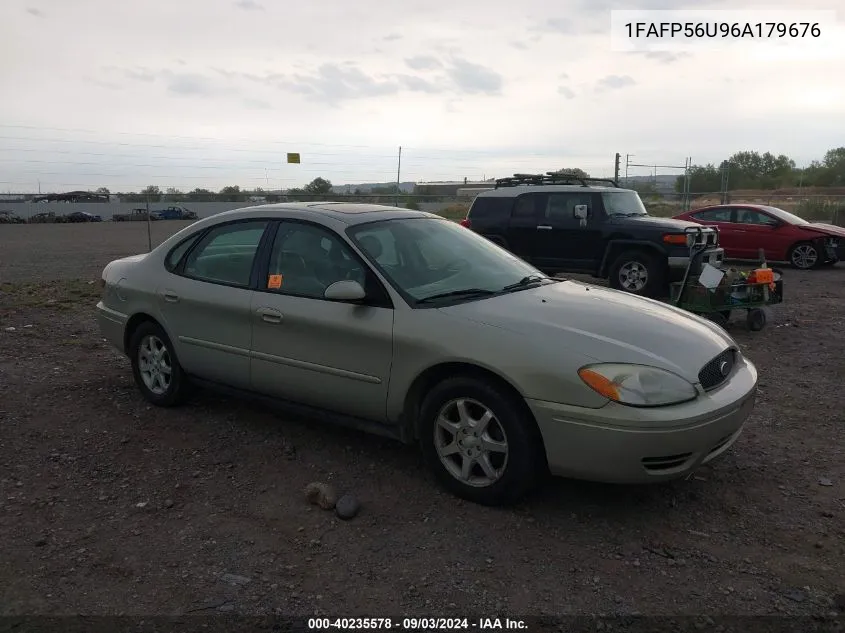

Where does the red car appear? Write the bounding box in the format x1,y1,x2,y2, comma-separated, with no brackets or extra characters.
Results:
673,204,844,269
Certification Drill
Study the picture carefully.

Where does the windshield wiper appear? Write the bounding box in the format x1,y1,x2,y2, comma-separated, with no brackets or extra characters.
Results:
500,274,551,292
416,288,498,304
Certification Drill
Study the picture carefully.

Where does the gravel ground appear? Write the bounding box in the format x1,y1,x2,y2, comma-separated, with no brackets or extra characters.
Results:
0,223,844,618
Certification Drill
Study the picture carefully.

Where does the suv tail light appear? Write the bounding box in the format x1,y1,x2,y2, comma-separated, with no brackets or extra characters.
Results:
459,218,471,228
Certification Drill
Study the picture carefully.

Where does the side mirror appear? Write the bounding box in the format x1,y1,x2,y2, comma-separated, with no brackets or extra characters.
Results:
324,279,366,302
573,205,589,220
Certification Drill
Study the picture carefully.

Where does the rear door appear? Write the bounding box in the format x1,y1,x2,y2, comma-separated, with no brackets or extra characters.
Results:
157,219,271,390
688,207,738,255
465,196,513,247
533,191,603,272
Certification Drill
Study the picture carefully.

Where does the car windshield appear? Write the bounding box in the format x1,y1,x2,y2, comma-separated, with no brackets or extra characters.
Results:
347,217,554,304
760,205,809,225
603,191,649,216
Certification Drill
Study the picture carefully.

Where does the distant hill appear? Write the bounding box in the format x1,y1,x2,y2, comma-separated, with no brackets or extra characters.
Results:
623,174,678,193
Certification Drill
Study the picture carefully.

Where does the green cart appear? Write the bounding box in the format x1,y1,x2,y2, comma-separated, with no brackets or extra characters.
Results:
669,229,784,331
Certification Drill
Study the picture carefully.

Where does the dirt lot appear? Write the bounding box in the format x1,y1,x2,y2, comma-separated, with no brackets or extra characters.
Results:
1,223,844,618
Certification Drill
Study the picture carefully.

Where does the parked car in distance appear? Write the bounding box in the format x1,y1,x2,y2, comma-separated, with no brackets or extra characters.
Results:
65,211,103,222
96,202,758,506
113,208,157,222
151,205,198,221
673,204,844,269
28,212,66,224
0,210,26,224
460,173,724,298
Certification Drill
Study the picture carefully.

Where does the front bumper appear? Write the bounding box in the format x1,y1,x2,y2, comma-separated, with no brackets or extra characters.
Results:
527,356,758,484
668,247,724,280
96,301,128,355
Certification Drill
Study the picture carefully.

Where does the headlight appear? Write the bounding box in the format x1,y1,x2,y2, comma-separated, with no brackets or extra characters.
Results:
578,363,697,407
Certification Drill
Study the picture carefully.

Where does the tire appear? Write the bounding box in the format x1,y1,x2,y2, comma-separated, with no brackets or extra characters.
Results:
608,249,666,298
128,320,188,407
418,376,545,506
746,308,766,332
788,242,821,270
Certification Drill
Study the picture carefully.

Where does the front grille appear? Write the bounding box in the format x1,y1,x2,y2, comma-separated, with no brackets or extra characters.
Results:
698,348,737,391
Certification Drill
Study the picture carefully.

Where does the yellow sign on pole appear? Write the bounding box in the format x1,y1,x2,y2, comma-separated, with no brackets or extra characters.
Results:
286,153,301,164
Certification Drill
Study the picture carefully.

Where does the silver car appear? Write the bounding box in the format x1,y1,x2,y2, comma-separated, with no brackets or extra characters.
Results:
96,203,758,505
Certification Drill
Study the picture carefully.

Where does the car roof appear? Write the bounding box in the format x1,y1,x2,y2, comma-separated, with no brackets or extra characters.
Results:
476,185,629,197
207,202,436,225
691,203,770,211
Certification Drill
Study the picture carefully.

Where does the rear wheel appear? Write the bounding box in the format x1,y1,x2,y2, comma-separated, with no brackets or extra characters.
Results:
608,249,666,298
128,321,188,407
789,242,820,269
419,376,545,506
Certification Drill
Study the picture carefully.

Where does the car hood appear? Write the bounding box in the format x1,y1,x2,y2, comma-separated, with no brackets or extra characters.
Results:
440,281,735,383
610,215,706,231
805,223,845,238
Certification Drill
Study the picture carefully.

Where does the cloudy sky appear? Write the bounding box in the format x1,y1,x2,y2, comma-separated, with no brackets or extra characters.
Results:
1,0,843,192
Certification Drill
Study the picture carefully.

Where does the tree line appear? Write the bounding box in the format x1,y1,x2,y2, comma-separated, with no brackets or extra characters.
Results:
94,146,845,203
674,147,845,193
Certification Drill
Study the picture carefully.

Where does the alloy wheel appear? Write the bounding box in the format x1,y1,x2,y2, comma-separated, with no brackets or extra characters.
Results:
138,334,172,395
791,244,818,269
618,261,648,292
433,398,509,487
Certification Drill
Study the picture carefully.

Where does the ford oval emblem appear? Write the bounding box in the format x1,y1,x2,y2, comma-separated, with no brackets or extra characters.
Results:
719,360,730,376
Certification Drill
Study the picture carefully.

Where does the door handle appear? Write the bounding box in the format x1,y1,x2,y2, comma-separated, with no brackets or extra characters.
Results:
161,290,179,303
536,225,553,230
256,307,283,323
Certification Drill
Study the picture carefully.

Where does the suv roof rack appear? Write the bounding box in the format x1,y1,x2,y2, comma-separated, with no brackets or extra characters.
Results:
494,172,620,189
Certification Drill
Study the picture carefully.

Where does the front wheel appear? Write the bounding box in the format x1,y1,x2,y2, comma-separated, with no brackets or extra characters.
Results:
608,250,666,298
128,321,188,407
418,376,545,506
789,242,820,269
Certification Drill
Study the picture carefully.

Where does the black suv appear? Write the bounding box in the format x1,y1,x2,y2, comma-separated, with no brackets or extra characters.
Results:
460,173,724,298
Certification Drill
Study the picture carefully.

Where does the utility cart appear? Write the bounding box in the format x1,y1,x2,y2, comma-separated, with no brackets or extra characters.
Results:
669,228,783,331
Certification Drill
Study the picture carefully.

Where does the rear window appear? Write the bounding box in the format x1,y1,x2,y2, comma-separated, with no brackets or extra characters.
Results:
468,196,513,220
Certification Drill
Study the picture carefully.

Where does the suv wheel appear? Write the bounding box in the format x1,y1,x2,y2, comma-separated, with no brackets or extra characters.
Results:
128,321,188,407
418,376,544,506
609,249,666,298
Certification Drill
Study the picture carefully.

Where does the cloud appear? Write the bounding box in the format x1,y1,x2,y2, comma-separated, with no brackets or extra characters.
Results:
446,58,503,95
405,56,442,71
160,71,223,96
595,75,636,92
633,51,693,64
530,18,574,35
396,75,443,94
123,67,157,83
282,63,400,102
25,7,44,17
234,0,264,10
243,98,271,110
382,33,402,41
510,41,529,50
558,86,576,100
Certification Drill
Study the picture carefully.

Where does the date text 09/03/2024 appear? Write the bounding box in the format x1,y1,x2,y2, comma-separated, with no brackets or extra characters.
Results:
307,618,527,630
623,21,821,38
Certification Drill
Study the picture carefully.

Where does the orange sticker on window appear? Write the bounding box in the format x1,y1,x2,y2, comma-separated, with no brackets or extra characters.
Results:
268,274,283,289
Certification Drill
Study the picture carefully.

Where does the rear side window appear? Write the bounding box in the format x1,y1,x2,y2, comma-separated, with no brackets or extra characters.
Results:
468,197,513,221
692,209,732,222
165,232,204,272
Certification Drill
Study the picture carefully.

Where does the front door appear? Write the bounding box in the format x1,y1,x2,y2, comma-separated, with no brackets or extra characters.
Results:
249,220,395,422
732,207,792,261
157,219,270,389
533,191,602,272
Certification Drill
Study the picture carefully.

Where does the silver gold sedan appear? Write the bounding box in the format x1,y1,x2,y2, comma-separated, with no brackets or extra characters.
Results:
96,203,758,505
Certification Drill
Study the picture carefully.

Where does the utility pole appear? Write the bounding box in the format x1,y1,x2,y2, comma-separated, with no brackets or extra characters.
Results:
614,153,621,185
395,146,402,207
